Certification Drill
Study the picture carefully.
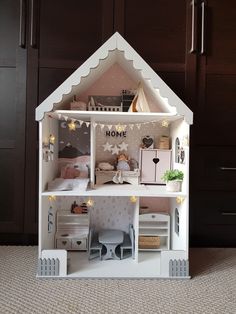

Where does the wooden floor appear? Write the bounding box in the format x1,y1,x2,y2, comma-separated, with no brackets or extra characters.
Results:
68,251,161,278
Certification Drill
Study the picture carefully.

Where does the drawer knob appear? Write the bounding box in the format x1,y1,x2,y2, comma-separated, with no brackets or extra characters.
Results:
221,212,236,216
220,167,236,171
76,241,82,245
62,241,67,245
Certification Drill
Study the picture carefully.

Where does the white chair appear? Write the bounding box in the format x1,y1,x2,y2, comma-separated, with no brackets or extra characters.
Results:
88,229,103,260
120,224,135,259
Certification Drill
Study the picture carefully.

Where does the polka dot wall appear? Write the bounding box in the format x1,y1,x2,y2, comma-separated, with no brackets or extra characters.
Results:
56,196,135,233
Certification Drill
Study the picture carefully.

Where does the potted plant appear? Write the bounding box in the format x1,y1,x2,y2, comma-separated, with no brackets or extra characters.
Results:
162,169,184,192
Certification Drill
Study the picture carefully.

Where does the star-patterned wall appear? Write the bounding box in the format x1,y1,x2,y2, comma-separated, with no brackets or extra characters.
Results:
56,196,136,233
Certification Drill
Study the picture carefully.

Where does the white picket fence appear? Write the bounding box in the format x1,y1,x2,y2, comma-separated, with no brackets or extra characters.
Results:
38,258,60,276
169,259,189,277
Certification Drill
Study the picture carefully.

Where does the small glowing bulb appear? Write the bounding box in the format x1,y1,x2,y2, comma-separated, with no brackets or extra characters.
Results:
86,198,94,207
68,120,76,131
116,124,125,132
130,196,137,203
49,134,55,144
182,135,189,147
48,195,56,202
176,196,185,204
161,120,169,128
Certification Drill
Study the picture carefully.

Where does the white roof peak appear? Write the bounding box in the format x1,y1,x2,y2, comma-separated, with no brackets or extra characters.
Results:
36,32,193,124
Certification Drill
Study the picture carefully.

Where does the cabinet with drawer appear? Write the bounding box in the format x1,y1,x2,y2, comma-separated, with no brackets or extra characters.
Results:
191,147,236,191
56,237,71,250
190,146,236,246
55,212,89,251
71,238,87,250
139,149,172,184
190,191,236,246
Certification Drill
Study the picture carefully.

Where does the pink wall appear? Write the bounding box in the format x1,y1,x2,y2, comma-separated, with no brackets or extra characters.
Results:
80,63,137,101
140,197,169,213
79,63,161,112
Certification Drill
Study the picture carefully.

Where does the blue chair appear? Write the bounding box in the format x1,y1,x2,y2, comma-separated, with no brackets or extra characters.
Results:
88,229,103,260
120,224,135,259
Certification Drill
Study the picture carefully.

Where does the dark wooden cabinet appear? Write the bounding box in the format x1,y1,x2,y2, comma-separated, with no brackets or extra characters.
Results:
190,0,236,246
0,0,235,246
0,0,114,243
195,0,236,145
0,0,27,237
113,0,197,106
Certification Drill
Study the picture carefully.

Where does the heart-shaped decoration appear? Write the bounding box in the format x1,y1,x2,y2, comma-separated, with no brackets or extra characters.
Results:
76,241,82,245
62,241,67,245
153,158,160,164
142,136,153,148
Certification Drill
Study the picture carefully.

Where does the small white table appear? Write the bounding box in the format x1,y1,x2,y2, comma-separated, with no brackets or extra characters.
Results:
98,229,124,260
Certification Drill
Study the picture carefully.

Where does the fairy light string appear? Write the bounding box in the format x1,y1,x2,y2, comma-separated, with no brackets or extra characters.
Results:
60,114,170,130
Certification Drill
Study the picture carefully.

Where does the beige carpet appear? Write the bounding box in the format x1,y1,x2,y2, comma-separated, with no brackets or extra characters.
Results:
0,247,235,314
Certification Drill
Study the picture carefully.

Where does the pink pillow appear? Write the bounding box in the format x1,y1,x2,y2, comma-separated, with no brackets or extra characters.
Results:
61,165,80,179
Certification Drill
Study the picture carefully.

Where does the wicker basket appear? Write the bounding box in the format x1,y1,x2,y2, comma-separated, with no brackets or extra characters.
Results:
158,136,170,149
138,236,160,249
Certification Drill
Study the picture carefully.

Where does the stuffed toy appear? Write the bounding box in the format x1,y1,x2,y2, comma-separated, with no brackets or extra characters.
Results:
129,158,139,170
117,154,130,171
71,201,83,214
97,162,114,171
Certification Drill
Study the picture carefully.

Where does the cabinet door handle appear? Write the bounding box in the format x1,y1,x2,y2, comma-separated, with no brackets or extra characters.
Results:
190,0,197,53
200,1,206,54
19,0,26,48
221,212,236,216
220,167,236,171
30,0,36,48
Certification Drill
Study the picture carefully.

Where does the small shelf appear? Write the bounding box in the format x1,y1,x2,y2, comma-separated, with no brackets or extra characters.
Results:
50,110,181,124
139,221,168,228
42,184,187,198
138,213,170,251
58,222,88,225
139,230,168,236
139,245,168,251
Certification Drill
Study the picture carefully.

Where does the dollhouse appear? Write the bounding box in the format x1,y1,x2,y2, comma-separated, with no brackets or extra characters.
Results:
36,32,193,278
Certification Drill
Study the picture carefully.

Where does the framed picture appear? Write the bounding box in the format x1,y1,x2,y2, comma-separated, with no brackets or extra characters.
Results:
141,135,154,149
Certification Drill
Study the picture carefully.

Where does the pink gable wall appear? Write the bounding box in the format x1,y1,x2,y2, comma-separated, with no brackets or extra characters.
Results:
79,63,161,112
80,63,137,101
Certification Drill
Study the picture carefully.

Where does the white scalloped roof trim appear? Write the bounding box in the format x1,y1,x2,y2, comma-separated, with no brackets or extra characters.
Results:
117,36,191,121
36,32,193,124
